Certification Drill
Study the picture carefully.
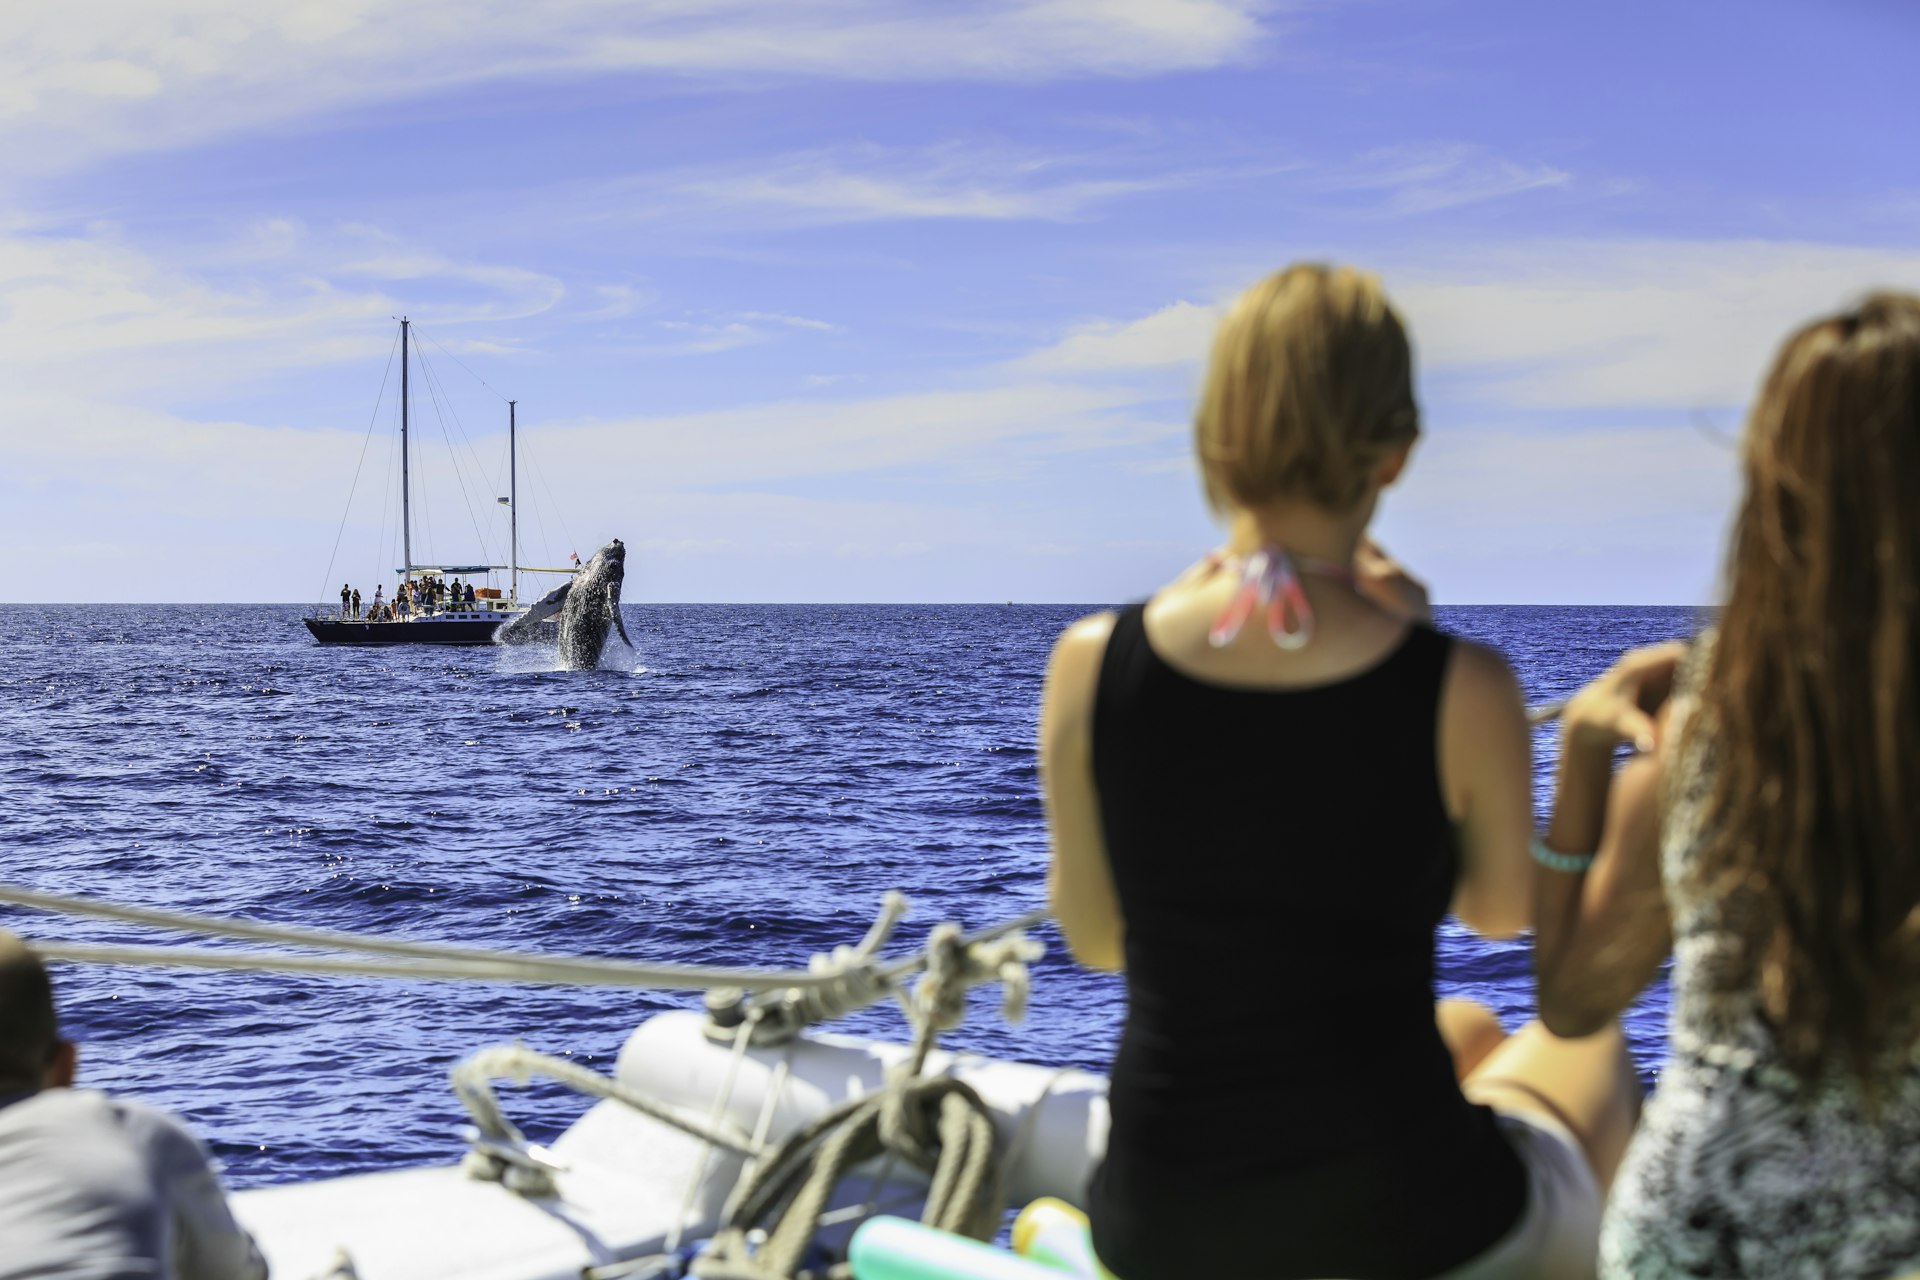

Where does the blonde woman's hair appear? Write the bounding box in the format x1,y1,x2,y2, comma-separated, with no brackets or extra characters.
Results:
1195,263,1419,514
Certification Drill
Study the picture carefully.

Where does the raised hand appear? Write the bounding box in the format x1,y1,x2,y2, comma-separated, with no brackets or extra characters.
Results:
1562,642,1689,755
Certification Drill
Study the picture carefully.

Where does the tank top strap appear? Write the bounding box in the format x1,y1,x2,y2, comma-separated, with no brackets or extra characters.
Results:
1092,602,1153,723
1394,622,1455,712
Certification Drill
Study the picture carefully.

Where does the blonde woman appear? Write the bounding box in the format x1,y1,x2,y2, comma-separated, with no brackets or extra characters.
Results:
1041,264,1641,1278
1536,293,1920,1278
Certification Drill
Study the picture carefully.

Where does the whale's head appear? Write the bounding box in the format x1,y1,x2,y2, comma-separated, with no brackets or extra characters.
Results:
577,538,626,588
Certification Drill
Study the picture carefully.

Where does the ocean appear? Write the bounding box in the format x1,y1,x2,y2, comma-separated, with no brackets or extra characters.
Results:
0,603,1700,1189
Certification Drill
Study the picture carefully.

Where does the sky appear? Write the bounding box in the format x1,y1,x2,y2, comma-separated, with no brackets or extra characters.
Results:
1,0,1916,604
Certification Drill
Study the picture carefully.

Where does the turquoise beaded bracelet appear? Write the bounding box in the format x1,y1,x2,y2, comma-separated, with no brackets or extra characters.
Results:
1530,836,1596,874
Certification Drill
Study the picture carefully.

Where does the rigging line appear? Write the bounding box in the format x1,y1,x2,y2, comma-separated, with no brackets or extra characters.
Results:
0,881,1046,994
423,343,509,568
412,322,523,552
512,421,559,571
410,356,438,571
523,442,578,567
414,344,496,566
314,327,400,607
378,378,400,589
415,323,512,405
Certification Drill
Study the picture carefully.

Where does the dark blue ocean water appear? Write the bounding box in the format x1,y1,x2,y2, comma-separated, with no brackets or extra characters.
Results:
0,604,1700,1190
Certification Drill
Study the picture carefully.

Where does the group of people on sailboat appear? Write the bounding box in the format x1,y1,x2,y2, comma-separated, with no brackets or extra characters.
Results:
336,575,481,623
1045,266,1920,1278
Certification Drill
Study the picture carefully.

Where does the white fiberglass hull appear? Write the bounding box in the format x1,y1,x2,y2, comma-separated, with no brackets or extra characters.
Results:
232,1011,1110,1280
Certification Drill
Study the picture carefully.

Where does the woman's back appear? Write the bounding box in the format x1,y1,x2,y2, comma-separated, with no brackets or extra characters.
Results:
1086,597,1526,1279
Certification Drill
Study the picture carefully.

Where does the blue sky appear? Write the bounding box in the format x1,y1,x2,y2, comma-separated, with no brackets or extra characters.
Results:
2,0,1916,603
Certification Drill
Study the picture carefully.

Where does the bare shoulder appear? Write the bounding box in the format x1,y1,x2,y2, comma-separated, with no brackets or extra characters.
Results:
1042,611,1118,731
1052,610,1118,664
1442,635,1525,714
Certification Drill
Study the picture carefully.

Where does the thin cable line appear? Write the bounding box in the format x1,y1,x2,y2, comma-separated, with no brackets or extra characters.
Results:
313,328,400,608
417,325,513,404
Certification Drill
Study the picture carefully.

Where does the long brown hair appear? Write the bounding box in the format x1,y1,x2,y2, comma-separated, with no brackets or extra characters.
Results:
1691,291,1920,1083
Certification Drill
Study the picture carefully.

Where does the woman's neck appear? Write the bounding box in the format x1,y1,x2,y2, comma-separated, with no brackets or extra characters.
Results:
1225,504,1369,565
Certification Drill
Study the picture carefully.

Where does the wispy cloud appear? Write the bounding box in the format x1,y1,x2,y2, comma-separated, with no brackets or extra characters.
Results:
1010,238,1920,409
1393,239,1920,406
737,310,842,333
577,284,654,321
0,1,1276,176
640,308,844,356
0,220,562,397
1321,143,1571,215
1016,299,1219,372
656,142,1230,226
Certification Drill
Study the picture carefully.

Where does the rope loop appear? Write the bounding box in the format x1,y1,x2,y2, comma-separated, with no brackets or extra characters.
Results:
689,1076,1000,1280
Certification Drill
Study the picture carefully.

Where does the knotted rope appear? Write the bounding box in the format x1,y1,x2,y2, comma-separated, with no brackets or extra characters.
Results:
690,1076,1000,1280
686,917,1043,1278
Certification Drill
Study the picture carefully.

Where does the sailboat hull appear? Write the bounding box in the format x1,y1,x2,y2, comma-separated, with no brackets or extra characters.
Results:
304,617,509,646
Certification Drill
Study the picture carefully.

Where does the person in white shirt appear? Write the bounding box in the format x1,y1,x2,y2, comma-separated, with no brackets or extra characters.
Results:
0,931,267,1280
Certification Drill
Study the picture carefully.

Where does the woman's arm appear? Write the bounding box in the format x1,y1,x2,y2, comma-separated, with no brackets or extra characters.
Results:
1440,640,1536,939
1040,612,1125,972
1533,643,1686,1037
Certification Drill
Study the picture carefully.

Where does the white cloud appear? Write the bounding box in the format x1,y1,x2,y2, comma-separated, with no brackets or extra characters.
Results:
557,380,1163,486
0,374,1180,600
736,311,842,332
1013,238,1920,409
8,218,1905,604
641,307,843,355
1322,143,1572,215
0,1,1274,175
578,284,652,321
1393,239,1920,407
1017,299,1218,372
659,142,1209,225
0,220,562,398
1381,423,1740,604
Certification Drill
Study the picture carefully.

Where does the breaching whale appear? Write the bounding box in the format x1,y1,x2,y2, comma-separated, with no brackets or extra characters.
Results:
496,538,631,669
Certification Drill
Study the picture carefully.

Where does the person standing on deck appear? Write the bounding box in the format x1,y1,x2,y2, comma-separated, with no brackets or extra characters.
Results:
1041,263,1640,1280
0,933,266,1280
339,584,350,618
350,588,360,619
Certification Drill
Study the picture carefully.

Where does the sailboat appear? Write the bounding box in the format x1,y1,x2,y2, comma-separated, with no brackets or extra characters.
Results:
304,319,566,647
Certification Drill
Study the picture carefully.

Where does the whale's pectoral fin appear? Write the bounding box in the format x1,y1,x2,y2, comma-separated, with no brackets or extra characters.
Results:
528,582,572,624
608,584,631,647
496,582,571,645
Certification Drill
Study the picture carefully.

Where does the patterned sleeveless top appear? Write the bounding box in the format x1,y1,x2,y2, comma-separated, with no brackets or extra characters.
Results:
1601,653,1920,1279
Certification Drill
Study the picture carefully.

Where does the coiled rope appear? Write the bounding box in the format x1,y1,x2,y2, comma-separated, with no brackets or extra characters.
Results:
689,921,1043,1279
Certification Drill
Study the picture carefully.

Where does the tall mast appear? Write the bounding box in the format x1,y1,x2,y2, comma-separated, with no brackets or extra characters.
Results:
399,317,413,587
509,399,518,607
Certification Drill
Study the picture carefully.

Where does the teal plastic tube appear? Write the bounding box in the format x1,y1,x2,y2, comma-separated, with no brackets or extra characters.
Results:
848,1217,1070,1280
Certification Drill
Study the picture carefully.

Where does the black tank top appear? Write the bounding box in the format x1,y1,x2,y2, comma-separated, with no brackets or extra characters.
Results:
1085,604,1526,1279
